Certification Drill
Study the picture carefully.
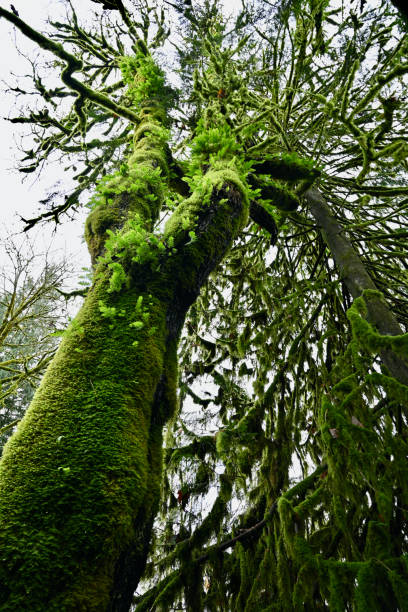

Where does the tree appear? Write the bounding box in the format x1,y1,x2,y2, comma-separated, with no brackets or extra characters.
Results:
0,239,70,451
0,1,407,610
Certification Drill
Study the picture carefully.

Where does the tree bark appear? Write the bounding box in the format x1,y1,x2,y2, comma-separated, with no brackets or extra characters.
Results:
0,84,248,610
305,186,408,386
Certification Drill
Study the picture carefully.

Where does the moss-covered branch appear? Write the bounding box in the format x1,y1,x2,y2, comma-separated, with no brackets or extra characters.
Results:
138,463,327,610
305,186,408,386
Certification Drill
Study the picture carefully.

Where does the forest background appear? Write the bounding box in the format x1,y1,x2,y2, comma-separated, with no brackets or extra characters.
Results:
0,0,408,610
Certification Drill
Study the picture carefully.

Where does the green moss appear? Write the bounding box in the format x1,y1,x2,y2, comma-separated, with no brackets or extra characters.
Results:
364,521,392,559
133,122,169,147
0,271,171,609
119,52,167,109
328,564,352,612
235,542,256,611
283,464,327,501
216,429,233,454
278,497,297,558
164,165,249,240
275,531,292,612
367,372,408,404
347,290,408,359
354,561,381,611
254,153,320,182
128,148,169,175
387,567,408,611
149,574,183,610
293,485,325,518
292,560,317,609
85,105,170,268
0,47,253,611
85,200,122,263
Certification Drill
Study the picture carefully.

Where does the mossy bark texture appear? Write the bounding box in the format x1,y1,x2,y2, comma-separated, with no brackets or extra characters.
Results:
0,57,248,611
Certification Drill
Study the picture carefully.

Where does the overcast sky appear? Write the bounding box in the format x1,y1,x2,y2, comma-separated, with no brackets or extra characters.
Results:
0,1,94,273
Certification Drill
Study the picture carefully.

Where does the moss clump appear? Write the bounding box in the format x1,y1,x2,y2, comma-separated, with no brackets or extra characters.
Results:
164,164,249,239
347,290,408,360
119,52,166,109
85,198,122,264
254,153,320,182
85,96,169,268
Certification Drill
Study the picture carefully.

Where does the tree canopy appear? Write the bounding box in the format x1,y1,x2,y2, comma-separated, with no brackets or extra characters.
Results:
0,0,408,610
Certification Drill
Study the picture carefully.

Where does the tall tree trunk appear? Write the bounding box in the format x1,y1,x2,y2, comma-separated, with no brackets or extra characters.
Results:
306,186,408,385
0,84,248,611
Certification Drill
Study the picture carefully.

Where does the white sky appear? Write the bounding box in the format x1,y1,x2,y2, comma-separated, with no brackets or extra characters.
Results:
0,1,92,274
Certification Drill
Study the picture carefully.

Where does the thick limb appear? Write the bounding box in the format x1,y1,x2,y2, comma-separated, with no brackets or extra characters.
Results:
0,159,248,612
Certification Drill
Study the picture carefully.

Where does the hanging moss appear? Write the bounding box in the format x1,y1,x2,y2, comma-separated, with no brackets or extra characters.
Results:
183,562,204,612
292,559,318,609
355,561,384,611
148,574,183,610
347,290,408,360
244,536,278,611
234,541,257,611
327,563,354,612
275,529,292,612
364,521,393,560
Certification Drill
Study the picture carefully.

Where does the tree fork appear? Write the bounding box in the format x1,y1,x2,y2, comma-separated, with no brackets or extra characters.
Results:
0,46,249,612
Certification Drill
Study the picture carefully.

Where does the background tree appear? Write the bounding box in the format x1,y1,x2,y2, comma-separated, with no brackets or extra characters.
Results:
0,1,408,610
138,3,408,609
0,239,70,451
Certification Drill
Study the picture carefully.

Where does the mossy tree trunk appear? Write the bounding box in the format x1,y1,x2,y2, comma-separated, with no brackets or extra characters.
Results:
0,52,248,611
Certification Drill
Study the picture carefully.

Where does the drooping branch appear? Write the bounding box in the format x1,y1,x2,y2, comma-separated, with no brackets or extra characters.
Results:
135,463,327,610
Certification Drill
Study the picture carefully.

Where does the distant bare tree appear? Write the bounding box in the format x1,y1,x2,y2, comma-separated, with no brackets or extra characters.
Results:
0,238,71,448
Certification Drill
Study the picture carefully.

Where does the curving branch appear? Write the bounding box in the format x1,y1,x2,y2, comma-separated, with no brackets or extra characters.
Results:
0,6,140,124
